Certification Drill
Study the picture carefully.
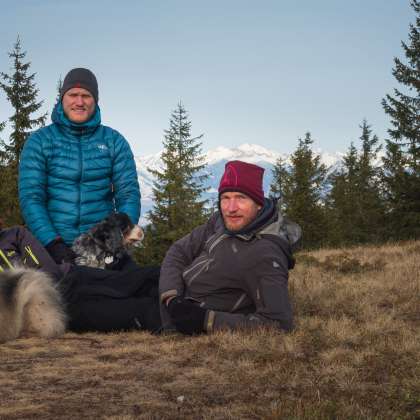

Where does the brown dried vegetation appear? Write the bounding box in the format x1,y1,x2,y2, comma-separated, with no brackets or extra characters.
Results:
1,242,419,419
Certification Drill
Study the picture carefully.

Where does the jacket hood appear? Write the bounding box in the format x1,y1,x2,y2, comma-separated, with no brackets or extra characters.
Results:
258,213,301,252
257,212,301,269
51,102,101,136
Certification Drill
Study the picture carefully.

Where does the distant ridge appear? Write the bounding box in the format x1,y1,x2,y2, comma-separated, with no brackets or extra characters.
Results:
134,143,385,225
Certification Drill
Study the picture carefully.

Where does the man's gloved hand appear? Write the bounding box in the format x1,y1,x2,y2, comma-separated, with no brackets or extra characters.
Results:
168,297,190,318
45,238,76,265
169,297,207,336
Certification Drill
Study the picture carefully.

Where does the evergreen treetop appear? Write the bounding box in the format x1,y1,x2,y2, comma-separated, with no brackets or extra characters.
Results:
56,74,63,104
269,155,288,215
327,119,384,246
0,36,47,170
0,36,47,227
271,132,328,250
133,103,210,266
381,0,420,239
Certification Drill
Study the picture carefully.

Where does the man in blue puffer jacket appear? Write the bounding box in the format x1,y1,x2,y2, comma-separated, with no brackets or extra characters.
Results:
19,68,140,267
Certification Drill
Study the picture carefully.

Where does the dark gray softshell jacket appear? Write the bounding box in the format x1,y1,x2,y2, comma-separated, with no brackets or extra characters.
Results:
159,207,301,333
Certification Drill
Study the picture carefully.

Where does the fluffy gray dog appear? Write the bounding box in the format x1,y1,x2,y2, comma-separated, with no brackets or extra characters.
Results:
0,268,67,344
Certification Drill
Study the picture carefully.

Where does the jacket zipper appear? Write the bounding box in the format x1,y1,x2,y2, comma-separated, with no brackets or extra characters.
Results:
204,234,216,244
0,250,14,270
209,234,228,255
77,136,83,235
257,278,265,306
187,258,214,286
229,292,246,313
182,256,207,278
184,234,227,284
25,246,39,264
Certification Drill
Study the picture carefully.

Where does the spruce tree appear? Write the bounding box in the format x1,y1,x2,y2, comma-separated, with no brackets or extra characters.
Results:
326,142,359,246
55,74,63,103
133,103,210,265
381,0,420,239
0,37,47,227
269,156,289,215
279,132,328,250
327,120,384,246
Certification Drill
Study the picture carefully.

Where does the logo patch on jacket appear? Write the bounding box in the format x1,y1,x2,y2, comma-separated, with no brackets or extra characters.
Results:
98,145,108,149
231,243,237,253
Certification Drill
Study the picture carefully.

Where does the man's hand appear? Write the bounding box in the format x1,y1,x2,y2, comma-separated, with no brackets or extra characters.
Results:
166,296,175,307
168,297,189,318
169,297,207,336
45,238,76,265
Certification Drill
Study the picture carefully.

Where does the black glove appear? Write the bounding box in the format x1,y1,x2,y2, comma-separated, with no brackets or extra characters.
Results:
45,238,76,265
168,297,190,318
169,297,208,336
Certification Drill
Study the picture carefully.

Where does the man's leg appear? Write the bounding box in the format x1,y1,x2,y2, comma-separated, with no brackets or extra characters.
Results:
119,256,139,271
106,255,139,272
60,265,162,333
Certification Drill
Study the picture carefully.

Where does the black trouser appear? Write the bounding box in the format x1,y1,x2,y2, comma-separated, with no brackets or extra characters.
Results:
60,265,162,334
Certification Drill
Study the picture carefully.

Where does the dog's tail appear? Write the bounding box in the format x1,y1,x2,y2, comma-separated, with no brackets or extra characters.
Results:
0,268,68,343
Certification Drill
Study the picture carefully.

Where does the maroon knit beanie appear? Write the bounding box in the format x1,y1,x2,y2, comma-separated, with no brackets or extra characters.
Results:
218,160,265,206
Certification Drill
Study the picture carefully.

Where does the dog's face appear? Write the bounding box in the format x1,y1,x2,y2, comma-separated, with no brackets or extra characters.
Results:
88,213,144,259
102,212,144,244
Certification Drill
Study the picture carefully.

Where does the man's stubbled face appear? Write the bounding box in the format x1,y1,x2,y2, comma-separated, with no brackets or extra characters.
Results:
62,87,96,124
220,191,262,231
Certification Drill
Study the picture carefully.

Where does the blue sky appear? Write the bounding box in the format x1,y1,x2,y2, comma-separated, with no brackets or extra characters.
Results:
0,0,414,157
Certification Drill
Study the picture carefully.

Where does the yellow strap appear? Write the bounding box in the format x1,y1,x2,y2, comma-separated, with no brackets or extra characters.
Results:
0,265,4,272
0,250,14,270
25,246,39,264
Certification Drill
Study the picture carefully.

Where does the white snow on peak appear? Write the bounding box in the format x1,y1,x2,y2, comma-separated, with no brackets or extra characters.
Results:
134,143,385,203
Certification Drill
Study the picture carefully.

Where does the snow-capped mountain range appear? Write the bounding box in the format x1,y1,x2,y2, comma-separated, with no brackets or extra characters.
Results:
135,143,385,225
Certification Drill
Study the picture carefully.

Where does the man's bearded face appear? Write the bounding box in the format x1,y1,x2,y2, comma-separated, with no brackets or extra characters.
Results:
62,87,96,124
220,191,262,231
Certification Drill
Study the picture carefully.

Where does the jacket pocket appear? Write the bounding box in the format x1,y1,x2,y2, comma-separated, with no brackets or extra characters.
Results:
257,278,265,307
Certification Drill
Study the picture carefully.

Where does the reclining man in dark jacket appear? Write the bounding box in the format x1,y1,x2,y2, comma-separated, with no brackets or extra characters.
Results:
159,160,301,335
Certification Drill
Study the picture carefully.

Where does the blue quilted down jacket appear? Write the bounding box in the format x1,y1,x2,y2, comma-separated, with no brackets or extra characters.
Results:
18,103,140,247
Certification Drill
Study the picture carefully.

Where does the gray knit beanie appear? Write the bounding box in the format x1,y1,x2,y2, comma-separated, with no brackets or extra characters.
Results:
60,68,99,104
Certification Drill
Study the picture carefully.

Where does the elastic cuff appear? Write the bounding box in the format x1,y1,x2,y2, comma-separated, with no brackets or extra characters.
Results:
205,310,216,332
160,289,178,305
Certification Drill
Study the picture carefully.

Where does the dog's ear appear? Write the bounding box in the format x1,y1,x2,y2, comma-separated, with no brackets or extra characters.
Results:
88,220,109,245
106,227,127,259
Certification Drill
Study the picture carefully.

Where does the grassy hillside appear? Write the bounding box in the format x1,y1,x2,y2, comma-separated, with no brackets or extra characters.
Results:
1,242,419,419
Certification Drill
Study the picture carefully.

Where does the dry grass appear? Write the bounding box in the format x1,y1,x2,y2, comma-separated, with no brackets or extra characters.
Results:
1,242,419,419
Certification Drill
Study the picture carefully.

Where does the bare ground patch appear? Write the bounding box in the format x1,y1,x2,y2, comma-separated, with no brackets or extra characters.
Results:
1,242,419,419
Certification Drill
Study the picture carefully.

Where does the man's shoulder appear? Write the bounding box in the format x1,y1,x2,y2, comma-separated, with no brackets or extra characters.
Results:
27,124,55,141
23,125,59,152
98,124,125,139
